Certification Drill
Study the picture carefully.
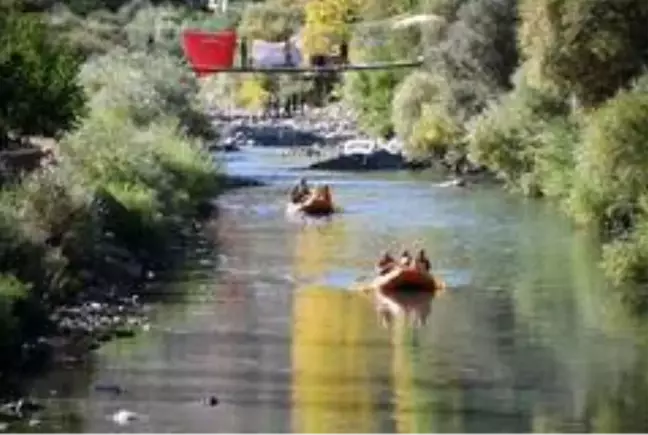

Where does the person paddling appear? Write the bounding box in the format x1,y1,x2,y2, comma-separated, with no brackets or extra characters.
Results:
322,184,332,204
399,250,413,268
415,249,431,273
376,251,396,275
290,177,310,203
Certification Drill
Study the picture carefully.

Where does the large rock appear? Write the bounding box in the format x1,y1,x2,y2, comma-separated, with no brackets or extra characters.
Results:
307,150,431,171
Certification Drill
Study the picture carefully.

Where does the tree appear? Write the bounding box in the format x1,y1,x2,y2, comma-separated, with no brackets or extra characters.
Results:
302,0,362,56
424,0,519,122
238,2,303,42
0,10,85,145
519,0,648,108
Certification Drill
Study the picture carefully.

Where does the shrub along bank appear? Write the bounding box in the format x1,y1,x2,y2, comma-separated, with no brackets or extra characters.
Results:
0,2,224,404
331,0,648,287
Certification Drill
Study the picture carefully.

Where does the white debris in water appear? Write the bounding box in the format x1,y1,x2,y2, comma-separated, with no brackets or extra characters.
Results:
0,422,8,432
111,409,139,426
28,419,40,427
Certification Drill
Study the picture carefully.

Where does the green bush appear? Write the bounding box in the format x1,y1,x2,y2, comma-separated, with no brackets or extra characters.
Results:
79,48,212,138
599,201,648,285
391,71,463,158
569,82,648,228
104,181,161,224
143,121,220,201
532,116,580,200
344,20,419,137
423,0,518,121
66,109,216,192
518,0,648,108
0,10,85,143
467,70,570,193
408,104,462,158
0,274,29,351
238,2,303,42
0,1,224,374
344,69,405,138
392,71,447,144
124,5,185,56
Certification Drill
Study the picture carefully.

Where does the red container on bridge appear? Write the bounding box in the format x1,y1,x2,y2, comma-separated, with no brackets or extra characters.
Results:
182,29,237,76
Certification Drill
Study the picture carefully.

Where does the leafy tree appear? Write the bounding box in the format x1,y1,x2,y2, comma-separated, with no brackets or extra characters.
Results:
519,0,648,107
424,0,518,122
238,2,303,42
0,10,85,145
302,0,361,56
392,71,446,144
570,80,648,227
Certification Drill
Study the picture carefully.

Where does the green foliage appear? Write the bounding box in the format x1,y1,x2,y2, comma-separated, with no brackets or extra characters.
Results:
420,0,468,18
0,10,85,142
79,47,212,137
350,0,648,288
47,4,124,56
422,0,518,122
518,0,648,108
391,71,460,155
597,199,648,286
104,181,161,224
0,2,222,367
467,72,570,193
344,69,404,137
569,82,648,227
54,0,196,16
0,274,29,351
344,21,418,136
347,0,518,143
409,104,461,157
392,71,445,143
531,116,580,200
238,2,302,41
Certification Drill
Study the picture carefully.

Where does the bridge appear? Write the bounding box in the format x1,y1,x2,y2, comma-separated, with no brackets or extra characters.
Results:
191,57,424,74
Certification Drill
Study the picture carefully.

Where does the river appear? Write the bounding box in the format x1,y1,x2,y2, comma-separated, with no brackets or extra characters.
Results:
19,148,648,433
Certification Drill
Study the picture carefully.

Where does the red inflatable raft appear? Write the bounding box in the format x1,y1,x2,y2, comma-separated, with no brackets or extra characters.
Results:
287,187,335,216
372,266,445,294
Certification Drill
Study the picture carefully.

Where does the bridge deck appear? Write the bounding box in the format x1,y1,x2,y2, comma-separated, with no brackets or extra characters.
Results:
192,58,424,74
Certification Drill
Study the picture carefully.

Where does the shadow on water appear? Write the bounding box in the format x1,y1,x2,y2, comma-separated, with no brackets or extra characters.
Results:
15,148,648,433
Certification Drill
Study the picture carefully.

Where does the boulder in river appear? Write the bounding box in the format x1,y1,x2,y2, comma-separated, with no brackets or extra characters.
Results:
307,150,431,171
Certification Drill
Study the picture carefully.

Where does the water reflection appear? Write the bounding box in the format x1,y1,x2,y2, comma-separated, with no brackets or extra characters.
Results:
291,286,387,433
370,289,440,433
290,213,385,433
373,290,434,329
18,150,648,433
291,218,348,281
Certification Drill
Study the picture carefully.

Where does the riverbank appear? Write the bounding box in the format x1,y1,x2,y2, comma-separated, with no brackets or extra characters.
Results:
14,147,648,433
0,160,265,424
212,103,491,180
0,3,261,422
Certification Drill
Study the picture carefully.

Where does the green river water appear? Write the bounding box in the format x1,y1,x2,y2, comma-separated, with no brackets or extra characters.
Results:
18,148,648,433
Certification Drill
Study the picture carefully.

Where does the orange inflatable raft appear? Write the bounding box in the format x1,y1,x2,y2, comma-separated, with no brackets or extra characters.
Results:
372,266,445,294
287,187,335,216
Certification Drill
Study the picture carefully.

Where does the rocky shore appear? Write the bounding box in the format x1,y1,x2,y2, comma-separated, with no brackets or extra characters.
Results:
0,223,196,426
210,103,490,179
0,173,262,428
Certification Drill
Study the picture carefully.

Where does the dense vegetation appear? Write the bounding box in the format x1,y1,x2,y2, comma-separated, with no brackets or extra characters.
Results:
0,0,221,375
224,0,648,284
320,0,648,286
